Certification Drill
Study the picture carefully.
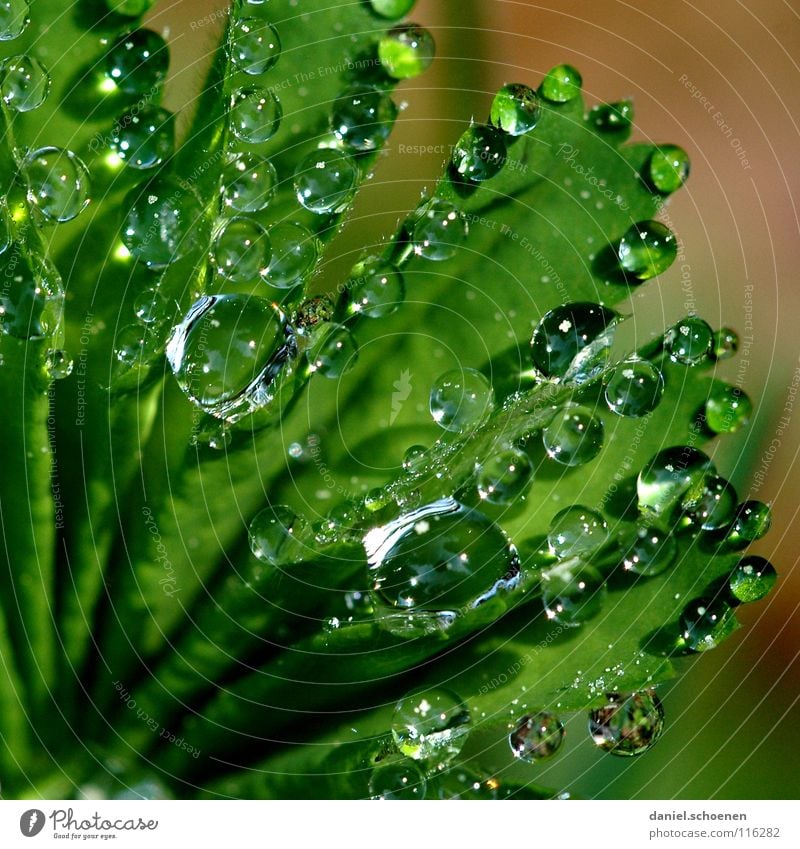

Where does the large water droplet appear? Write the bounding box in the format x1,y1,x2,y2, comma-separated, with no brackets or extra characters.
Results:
378,24,435,79
346,256,404,318
476,447,533,505
509,712,565,761
722,500,772,550
104,29,169,96
540,64,582,103
728,556,777,604
229,86,282,144
705,384,752,433
604,357,664,417
306,323,358,378
368,758,427,800
21,147,91,223
711,327,739,361
122,177,203,268
264,221,318,288
391,689,470,765
365,497,519,636
368,0,416,18
0,0,29,42
210,216,271,284
165,294,296,422
133,286,166,325
637,446,715,517
679,474,737,532
332,85,397,152
451,124,507,182
490,83,540,136
111,105,175,170
430,368,493,432
680,596,737,651
530,302,619,383
548,505,608,558
664,316,713,366
589,691,664,756
402,444,427,474
412,198,468,261
294,149,357,214
229,17,281,76
648,145,690,193
221,152,277,213
0,54,50,111
541,557,606,627
542,404,604,467
248,504,310,566
617,220,677,280
622,524,676,576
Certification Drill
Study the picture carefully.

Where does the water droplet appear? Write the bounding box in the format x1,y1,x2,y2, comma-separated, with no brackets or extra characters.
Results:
221,152,277,213
664,316,713,366
728,556,777,604
412,198,468,261
111,105,175,170
133,286,166,325
722,500,772,550
365,488,391,513
111,323,158,381
680,596,737,651
648,145,690,193
622,525,676,576
105,0,157,15
509,712,565,761
679,474,737,532
248,504,310,566
0,54,50,111
368,0,416,18
490,83,540,136
331,85,398,152
451,124,507,182
122,177,203,268
547,505,608,558
21,147,91,223
705,384,752,433
346,256,405,318
229,17,281,76
378,24,435,80
368,758,427,800
210,216,271,284
431,768,498,800
542,404,604,467
0,0,29,42
294,149,357,214
391,689,470,765
540,64,582,103
365,497,519,636
711,327,739,361
604,357,664,417
306,323,358,378
617,220,677,280
637,446,715,517
402,444,426,474
104,29,169,96
530,302,619,383
476,447,533,505
165,294,296,422
589,100,633,135
589,691,664,756
229,86,282,144
541,557,606,627
264,221,318,288
0,248,63,340
45,348,73,380
430,368,493,432
0,198,11,255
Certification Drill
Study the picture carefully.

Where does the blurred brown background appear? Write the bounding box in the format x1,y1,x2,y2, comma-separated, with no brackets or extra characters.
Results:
153,0,800,798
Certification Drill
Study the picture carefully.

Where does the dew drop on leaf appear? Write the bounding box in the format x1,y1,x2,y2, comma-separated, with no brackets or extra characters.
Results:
378,24,435,80
133,286,166,325
678,474,737,532
637,445,715,517
604,357,664,417
542,403,604,467
346,256,405,318
664,316,713,366
306,323,358,378
451,124,507,182
430,368,493,432
722,500,772,550
0,0,29,42
728,556,777,604
547,505,608,558
589,100,633,136
368,0,416,19
431,768,498,800
589,691,664,756
402,444,427,474
221,152,277,213
540,63,582,103
705,383,753,433
411,198,468,261
368,758,427,800
21,147,91,223
0,250,63,340
0,198,11,255
104,29,169,96
711,326,739,361
45,348,73,380
111,105,175,170
210,216,272,284
541,557,606,627
294,149,357,214
229,86,282,144
621,524,676,576
475,447,533,505
490,83,540,136
0,54,50,112
264,221,318,289
617,220,677,280
648,144,690,193
248,504,310,566
331,85,398,152
680,596,737,651
509,711,565,761
391,688,471,765
229,17,281,76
